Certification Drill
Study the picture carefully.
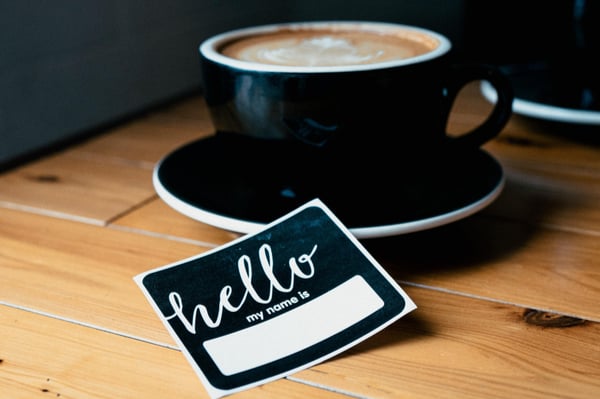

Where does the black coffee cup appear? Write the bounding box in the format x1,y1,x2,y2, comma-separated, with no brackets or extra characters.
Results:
199,21,513,166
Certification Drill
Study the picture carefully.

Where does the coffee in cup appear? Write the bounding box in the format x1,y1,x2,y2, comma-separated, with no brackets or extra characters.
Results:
218,27,437,67
199,21,513,164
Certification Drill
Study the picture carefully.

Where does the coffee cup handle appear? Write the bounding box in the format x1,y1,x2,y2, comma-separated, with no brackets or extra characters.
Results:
444,64,514,148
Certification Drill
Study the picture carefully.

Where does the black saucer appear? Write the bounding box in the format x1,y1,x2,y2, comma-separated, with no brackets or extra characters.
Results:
153,133,504,239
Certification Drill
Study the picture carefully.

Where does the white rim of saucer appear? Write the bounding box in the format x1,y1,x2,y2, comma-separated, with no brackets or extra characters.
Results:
481,80,600,125
199,21,452,73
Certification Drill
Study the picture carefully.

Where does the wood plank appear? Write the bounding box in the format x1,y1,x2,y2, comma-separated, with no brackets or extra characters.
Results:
0,96,213,224
364,214,600,322
4,263,597,399
109,178,600,324
111,198,240,246
2,202,599,346
0,207,204,345
0,305,349,399
293,285,600,399
0,151,154,225
483,162,600,234
486,117,600,176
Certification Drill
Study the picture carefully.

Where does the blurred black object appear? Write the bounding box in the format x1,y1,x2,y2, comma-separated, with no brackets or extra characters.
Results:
463,0,600,114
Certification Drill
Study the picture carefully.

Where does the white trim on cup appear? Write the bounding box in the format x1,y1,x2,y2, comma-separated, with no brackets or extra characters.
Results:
199,21,452,73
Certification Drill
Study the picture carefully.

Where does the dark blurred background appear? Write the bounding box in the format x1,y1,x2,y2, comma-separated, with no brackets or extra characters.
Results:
1,1,595,170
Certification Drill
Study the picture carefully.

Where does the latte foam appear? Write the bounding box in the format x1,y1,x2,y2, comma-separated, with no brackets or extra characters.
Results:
220,29,437,67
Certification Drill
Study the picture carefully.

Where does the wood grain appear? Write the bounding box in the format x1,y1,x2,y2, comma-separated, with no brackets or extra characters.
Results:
0,207,202,345
0,96,214,226
111,198,240,246
293,285,600,399
484,162,600,234
0,305,348,399
364,214,600,322
0,152,154,225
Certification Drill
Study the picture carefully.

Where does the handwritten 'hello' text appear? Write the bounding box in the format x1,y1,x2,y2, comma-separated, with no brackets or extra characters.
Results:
164,243,318,332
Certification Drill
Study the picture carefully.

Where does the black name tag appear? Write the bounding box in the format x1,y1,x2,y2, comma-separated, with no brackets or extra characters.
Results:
135,199,416,398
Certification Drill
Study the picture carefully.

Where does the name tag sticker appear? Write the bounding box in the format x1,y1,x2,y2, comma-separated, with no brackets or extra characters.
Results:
135,199,416,398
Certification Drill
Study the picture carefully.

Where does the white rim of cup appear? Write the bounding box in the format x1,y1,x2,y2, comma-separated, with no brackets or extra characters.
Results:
199,21,452,73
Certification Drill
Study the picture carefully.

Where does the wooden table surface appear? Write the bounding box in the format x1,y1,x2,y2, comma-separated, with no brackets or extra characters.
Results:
1,83,599,398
